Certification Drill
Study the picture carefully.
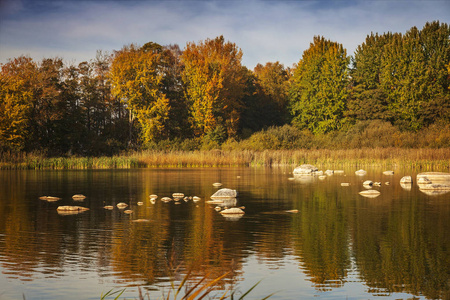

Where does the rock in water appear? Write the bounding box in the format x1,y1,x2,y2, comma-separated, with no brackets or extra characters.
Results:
400,176,412,184
57,206,89,211
363,180,373,186
355,169,367,176
219,207,245,215
417,172,450,183
116,202,128,209
39,196,61,202
57,206,90,215
211,188,238,199
359,190,380,198
293,164,318,175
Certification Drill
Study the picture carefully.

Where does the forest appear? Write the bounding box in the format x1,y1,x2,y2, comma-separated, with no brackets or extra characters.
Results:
1,21,449,157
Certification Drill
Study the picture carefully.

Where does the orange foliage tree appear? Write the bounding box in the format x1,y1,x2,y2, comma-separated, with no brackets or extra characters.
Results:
181,36,246,139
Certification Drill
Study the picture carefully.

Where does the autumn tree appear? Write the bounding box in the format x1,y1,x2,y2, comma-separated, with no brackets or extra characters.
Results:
240,67,287,135
0,56,37,151
253,62,291,124
181,36,246,139
289,36,350,133
109,43,171,146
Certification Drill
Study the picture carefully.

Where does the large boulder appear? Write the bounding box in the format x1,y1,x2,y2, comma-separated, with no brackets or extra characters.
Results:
293,164,318,176
417,172,450,183
211,188,238,199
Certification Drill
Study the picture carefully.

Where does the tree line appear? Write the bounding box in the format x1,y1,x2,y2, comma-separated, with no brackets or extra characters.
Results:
1,21,449,155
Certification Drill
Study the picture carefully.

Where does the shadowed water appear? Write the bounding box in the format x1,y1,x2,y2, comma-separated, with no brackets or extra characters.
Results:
0,167,449,299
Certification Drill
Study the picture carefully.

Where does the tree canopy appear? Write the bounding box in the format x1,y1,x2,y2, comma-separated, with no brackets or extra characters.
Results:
1,21,449,154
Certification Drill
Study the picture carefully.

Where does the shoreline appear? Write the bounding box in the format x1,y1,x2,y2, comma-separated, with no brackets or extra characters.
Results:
1,148,449,170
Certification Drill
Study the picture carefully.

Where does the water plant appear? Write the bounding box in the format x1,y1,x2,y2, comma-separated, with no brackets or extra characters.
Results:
100,269,273,300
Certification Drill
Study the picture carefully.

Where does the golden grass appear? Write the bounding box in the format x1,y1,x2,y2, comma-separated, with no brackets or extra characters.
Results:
1,148,449,170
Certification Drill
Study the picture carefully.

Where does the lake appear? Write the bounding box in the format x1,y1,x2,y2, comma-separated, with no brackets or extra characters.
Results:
0,167,449,299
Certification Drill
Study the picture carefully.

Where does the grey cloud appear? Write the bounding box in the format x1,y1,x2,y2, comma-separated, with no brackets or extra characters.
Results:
1,0,449,69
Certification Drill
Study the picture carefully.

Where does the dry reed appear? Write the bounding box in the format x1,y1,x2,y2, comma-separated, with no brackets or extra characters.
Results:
1,148,449,170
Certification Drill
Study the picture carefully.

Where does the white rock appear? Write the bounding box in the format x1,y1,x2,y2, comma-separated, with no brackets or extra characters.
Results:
116,202,128,209
417,172,450,183
355,169,367,176
383,171,394,175
359,190,381,198
293,164,318,175
220,207,245,215
400,176,412,184
57,205,89,212
211,188,237,199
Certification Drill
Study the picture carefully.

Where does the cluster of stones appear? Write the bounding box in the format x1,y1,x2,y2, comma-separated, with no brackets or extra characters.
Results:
293,164,450,198
39,194,89,215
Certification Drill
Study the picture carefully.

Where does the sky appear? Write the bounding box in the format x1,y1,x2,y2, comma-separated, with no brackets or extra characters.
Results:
0,0,449,69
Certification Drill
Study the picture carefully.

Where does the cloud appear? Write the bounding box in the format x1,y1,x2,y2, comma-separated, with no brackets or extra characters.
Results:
1,0,449,69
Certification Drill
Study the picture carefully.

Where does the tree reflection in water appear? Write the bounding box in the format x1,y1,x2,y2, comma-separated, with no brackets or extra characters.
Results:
0,168,448,299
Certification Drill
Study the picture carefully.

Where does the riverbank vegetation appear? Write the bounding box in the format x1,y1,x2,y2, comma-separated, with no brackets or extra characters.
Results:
2,146,449,170
1,21,449,168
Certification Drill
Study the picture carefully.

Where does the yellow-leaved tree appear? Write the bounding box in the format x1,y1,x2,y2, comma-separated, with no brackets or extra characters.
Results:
182,36,246,139
0,56,37,151
109,43,170,146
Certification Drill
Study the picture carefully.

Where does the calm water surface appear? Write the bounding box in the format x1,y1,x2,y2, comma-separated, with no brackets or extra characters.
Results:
0,167,449,299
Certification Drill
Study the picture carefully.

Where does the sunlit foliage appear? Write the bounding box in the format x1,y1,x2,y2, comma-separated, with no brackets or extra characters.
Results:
182,36,246,138
289,36,350,133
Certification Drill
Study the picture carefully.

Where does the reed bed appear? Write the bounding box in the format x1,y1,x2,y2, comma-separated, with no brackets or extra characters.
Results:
1,148,449,170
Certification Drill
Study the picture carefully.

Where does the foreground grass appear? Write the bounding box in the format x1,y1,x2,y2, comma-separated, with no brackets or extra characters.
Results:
99,269,273,300
1,148,450,170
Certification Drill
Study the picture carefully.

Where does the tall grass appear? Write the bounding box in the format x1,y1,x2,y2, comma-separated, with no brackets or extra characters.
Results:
1,148,449,170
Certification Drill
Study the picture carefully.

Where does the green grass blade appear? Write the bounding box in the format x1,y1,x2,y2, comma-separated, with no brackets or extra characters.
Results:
238,280,262,300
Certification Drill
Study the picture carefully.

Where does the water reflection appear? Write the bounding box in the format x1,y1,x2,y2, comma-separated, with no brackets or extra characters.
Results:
0,168,449,299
